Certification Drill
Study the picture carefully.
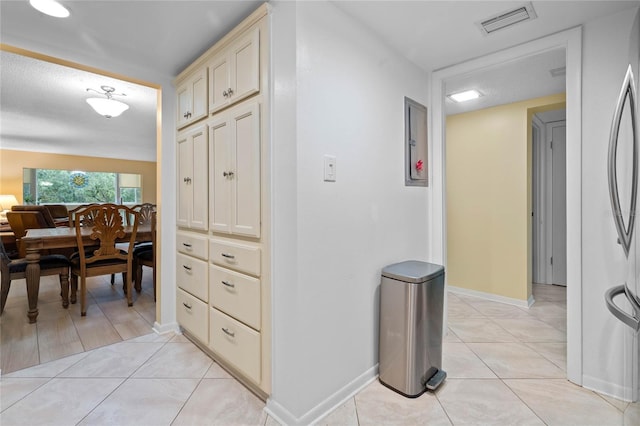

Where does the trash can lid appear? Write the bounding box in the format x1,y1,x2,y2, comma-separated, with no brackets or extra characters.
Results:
381,260,444,283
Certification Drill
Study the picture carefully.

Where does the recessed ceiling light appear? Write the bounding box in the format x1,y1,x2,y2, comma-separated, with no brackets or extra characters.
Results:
29,0,70,18
447,89,483,103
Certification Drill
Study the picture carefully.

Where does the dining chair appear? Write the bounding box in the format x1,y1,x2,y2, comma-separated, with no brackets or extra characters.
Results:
134,210,156,300
6,210,55,258
11,205,57,228
67,203,99,227
0,237,71,315
68,203,121,286
70,204,140,316
43,204,70,226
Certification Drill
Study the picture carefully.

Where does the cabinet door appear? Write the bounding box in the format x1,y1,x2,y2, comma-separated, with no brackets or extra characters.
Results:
230,101,261,237
177,125,208,230
209,116,232,234
209,54,230,115
190,127,209,231
177,67,208,129
230,27,260,104
191,69,208,123
176,84,191,129
176,133,192,228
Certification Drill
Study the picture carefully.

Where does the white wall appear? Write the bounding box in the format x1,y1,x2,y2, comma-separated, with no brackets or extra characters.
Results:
581,7,640,400
0,32,178,330
268,1,430,423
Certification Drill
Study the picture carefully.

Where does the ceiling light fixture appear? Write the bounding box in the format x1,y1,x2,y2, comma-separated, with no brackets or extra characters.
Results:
447,89,483,103
29,0,70,18
86,86,129,118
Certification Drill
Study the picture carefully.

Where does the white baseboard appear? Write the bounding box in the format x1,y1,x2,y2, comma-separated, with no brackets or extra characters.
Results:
153,321,180,335
448,285,534,308
583,374,634,402
265,365,378,426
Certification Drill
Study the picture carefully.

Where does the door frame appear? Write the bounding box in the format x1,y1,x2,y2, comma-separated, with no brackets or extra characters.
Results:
431,26,583,385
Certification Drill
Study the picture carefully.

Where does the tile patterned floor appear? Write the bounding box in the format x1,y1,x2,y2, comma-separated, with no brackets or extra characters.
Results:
1,282,638,425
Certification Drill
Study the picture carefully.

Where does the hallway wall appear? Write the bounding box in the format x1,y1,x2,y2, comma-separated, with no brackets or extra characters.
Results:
446,93,565,303
268,1,430,423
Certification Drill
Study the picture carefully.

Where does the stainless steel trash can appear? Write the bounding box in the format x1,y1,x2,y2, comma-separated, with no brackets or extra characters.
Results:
379,260,446,397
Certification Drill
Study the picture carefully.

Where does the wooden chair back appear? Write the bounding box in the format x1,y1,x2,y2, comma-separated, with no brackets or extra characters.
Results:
6,211,52,257
74,204,140,268
11,205,56,228
67,204,99,227
132,203,156,225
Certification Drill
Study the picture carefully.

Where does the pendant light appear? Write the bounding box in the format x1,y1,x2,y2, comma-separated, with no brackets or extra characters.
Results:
86,86,129,118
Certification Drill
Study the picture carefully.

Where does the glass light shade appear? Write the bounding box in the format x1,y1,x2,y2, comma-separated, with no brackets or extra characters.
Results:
0,194,19,211
29,0,70,18
86,98,129,118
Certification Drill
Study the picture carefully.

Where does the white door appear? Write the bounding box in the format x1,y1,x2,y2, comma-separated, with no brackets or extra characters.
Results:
551,122,567,286
209,115,231,234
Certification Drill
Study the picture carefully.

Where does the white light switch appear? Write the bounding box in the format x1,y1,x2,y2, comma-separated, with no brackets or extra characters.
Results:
324,155,336,182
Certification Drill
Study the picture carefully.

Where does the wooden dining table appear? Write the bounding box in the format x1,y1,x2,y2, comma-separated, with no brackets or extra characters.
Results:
22,225,151,323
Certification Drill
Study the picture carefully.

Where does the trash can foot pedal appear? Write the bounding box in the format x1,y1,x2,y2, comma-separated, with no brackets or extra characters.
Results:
426,370,447,391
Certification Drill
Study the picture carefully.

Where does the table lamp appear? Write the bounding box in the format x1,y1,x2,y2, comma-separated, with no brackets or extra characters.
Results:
0,195,19,222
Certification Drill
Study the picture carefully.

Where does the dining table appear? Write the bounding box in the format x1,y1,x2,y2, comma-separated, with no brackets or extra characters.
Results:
21,224,152,323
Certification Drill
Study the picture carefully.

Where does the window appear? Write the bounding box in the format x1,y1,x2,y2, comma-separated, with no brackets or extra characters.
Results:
23,168,142,205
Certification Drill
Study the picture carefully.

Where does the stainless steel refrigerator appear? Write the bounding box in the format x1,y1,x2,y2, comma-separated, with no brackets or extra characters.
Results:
605,63,640,403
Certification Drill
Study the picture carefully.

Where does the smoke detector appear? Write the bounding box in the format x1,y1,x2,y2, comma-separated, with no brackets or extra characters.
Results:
477,2,538,35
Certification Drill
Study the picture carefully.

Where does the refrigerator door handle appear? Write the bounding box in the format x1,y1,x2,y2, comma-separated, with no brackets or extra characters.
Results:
605,284,640,332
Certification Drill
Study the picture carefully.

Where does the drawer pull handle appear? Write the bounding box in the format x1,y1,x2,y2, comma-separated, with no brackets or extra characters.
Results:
221,253,235,259
183,265,192,271
182,243,192,248
222,327,235,337
221,280,235,288
183,302,192,310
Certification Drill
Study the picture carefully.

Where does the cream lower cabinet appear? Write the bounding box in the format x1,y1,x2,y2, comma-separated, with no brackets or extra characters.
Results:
209,100,261,238
208,238,261,384
176,231,209,344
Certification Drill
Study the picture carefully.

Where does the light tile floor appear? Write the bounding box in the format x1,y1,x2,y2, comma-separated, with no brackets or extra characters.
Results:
1,283,638,425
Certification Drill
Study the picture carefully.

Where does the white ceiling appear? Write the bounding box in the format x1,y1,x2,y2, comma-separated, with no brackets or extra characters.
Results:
1,1,637,161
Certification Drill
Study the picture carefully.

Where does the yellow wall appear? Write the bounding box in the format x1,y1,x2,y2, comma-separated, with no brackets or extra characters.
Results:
0,149,156,204
446,93,565,302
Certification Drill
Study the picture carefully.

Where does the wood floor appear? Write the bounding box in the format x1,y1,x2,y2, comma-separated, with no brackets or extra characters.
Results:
0,269,156,374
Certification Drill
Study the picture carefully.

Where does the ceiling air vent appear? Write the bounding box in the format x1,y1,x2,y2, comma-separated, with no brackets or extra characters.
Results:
477,2,538,35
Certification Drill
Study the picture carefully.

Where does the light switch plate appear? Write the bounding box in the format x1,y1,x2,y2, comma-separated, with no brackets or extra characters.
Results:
324,155,336,182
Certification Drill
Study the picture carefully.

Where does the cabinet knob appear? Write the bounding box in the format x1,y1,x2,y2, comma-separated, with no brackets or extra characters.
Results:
223,90,228,98
221,280,235,288
223,171,234,178
227,88,233,96
182,302,192,310
222,327,235,337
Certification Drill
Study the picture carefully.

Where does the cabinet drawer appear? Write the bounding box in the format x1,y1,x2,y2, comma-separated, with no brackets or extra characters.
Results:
177,289,208,344
210,239,261,277
210,265,261,330
176,253,208,302
177,231,208,260
210,307,260,383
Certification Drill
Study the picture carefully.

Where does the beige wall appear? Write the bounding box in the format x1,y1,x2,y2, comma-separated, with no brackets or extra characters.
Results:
446,93,565,302
0,149,156,204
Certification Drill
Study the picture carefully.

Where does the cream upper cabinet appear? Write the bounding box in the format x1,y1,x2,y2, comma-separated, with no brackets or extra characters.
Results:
209,27,260,115
209,101,261,237
177,125,208,230
177,66,208,129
